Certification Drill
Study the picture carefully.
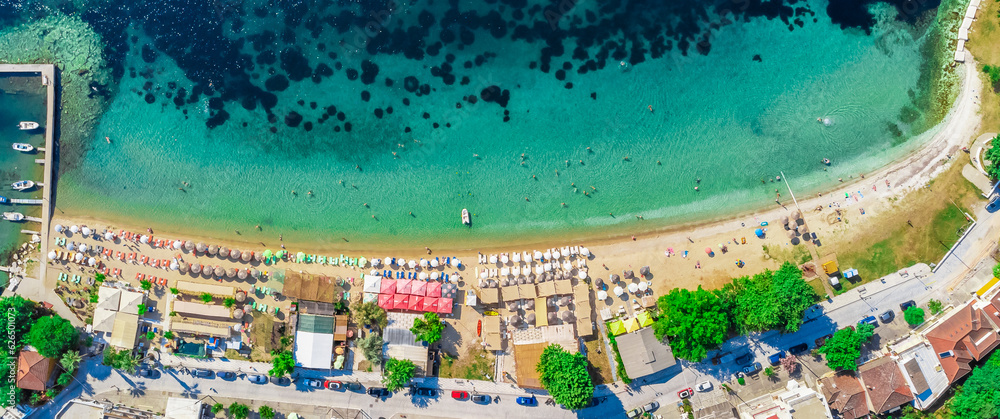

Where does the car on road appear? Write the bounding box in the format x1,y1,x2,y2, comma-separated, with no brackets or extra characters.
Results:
789,343,809,355
192,369,214,378
860,316,879,327
734,352,754,365
559,397,602,410
743,362,763,375
696,381,713,392
879,310,895,323
367,387,389,398
626,408,643,418
345,382,364,392
269,376,291,386
815,334,834,348
325,380,343,390
248,375,267,384
304,378,324,388
218,372,237,381
414,387,438,397
900,300,916,311
988,197,1000,213
677,388,693,399
516,396,537,406
138,368,157,378
471,394,492,404
768,351,786,365
642,401,659,413
451,390,469,400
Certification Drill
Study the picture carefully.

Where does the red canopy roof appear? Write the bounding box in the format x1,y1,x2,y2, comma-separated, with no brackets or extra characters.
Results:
396,279,412,295
426,282,442,298
437,298,453,314
422,297,438,312
378,293,393,310
410,280,427,296
392,294,410,311
380,279,396,295
408,296,424,311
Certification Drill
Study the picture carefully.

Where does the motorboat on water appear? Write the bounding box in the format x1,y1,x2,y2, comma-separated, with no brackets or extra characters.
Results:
3,212,24,221
18,121,39,130
11,180,34,191
12,143,33,152
462,208,471,226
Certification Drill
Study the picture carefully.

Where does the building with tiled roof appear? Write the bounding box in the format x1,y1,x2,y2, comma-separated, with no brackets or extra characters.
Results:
818,373,868,419
15,350,55,391
923,302,1000,383
858,357,914,415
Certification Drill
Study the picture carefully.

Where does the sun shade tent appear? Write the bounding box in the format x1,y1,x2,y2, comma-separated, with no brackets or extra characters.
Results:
363,276,382,294
608,320,626,336
378,294,393,309
437,298,453,314
623,317,640,333
636,311,654,327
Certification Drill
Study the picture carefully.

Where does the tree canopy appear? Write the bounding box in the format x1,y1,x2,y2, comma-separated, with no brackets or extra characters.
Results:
102,347,140,373
950,354,1000,419
382,357,415,392
904,306,925,326
358,332,384,367
258,405,275,419
536,344,594,410
0,295,35,350
721,262,817,333
653,286,730,361
354,301,388,331
985,135,1000,180
228,402,250,419
817,323,874,371
0,353,23,407
268,350,295,377
27,315,78,358
410,312,444,344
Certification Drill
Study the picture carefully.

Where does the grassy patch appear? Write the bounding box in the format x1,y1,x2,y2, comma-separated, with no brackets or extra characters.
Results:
437,347,494,380
606,332,631,384
224,349,248,361
584,335,614,384
969,0,1000,137
249,314,277,362
762,244,812,266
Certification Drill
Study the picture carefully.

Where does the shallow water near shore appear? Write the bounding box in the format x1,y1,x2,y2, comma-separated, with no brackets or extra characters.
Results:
42,0,953,247
0,75,46,260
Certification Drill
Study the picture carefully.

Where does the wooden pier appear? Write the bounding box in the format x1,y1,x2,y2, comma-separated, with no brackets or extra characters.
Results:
23,216,42,223
20,230,39,235
34,159,44,164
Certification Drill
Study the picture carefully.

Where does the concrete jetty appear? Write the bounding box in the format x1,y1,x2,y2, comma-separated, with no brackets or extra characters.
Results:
23,216,42,223
10,199,42,205
955,0,981,62
20,230,39,235
34,159,44,164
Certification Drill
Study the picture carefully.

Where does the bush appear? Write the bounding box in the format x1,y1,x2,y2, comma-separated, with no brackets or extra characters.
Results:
169,287,179,295
223,297,235,308
258,406,275,419
27,315,79,358
200,293,213,303
764,366,776,377
146,331,155,340
228,402,250,419
164,331,174,340
211,403,224,414
410,312,444,344
137,304,147,315
904,306,925,326
357,332,384,367
928,299,944,315
140,280,152,291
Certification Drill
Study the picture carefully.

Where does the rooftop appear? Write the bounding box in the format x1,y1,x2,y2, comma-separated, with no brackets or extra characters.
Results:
615,327,676,379
924,302,1000,382
298,314,335,334
294,330,334,370
818,373,868,419
858,356,914,414
173,300,230,320
16,350,54,391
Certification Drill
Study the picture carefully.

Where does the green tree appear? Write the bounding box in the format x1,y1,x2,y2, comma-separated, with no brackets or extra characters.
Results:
0,353,23,407
536,344,595,410
258,405,275,419
94,272,105,283
817,323,874,371
382,357,415,392
928,299,944,315
169,287,179,295
652,286,730,361
904,306,925,326
200,293,213,303
223,297,236,308
164,330,174,340
57,372,73,387
994,262,1000,279
764,366,776,378
228,402,250,419
0,295,35,350
137,304,147,315
211,403,224,415
722,262,816,333
60,351,82,373
986,136,1000,180
950,354,1000,419
102,347,141,373
354,301,388,331
146,331,155,340
358,332,384,367
140,280,152,291
27,315,79,358
268,350,295,377
410,312,444,344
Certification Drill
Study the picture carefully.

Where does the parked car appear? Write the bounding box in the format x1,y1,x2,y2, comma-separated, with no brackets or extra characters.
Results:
451,390,469,400
696,381,713,392
742,362,763,375
325,380,343,390
860,316,878,327
192,369,214,378
789,343,809,355
626,408,643,418
900,300,916,311
516,396,537,406
815,334,834,348
269,376,291,386
367,387,389,398
768,351,786,365
414,387,438,397
734,352,754,365
345,382,364,392
560,397,602,410
642,401,660,412
304,378,324,388
677,388,693,399
218,372,237,381
471,394,492,404
879,310,895,323
137,368,153,378
248,375,267,384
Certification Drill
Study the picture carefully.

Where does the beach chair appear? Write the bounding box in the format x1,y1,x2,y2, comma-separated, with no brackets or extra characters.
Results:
58,273,66,282
135,272,141,280
251,301,257,310
274,307,279,315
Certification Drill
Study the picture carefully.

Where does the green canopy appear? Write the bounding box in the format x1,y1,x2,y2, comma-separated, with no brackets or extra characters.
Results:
262,249,273,258
608,320,626,336
637,311,654,328
297,251,306,262
334,354,345,369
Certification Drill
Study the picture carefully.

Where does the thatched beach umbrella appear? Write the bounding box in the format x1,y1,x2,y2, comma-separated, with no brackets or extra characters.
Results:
561,311,574,322
800,225,810,235
251,269,261,279
208,244,218,255
235,290,247,303
226,267,237,278
233,308,244,320
230,249,241,259
791,210,802,220
219,247,230,258
242,251,252,262
640,266,650,276
178,261,189,273
525,313,536,325
238,269,248,280
781,216,790,227
196,242,207,253
214,265,225,277
185,241,195,251
191,264,202,274
255,252,264,262
548,312,559,324
787,230,797,239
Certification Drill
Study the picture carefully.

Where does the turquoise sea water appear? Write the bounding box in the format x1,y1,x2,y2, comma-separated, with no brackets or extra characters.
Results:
53,0,948,247
0,75,45,257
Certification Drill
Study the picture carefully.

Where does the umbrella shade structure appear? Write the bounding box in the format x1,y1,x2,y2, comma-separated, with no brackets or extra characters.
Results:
105,231,115,241
379,279,397,295
430,272,440,281
219,247,230,258
169,260,178,270
781,216,790,227
262,249,273,260
628,283,639,293
623,318,640,333
426,282,442,297
610,274,620,283
397,279,412,295
800,225,810,235
578,270,588,280
430,258,439,267
638,281,648,292
378,293,393,309
418,272,428,280
214,266,225,277
791,210,802,220
410,281,427,296
251,269,261,279
242,251,253,262
560,311,574,322
489,255,497,264
296,252,305,263
238,269,248,280
608,320,626,336
407,260,417,269
230,249,241,259
705,247,713,255
500,254,509,264
580,247,591,256
70,225,80,233
88,257,96,266
509,315,521,326
392,294,410,310
185,241,195,251
254,252,264,262
640,266,650,276
557,296,569,306
787,230,797,239
597,290,608,300
47,251,57,260
191,264,203,274
196,242,207,253
82,226,92,236
613,286,624,296
74,253,84,262
421,297,437,312
408,296,424,311
208,245,218,255
233,308,244,319
54,224,64,233
624,270,634,279
67,242,76,251
524,298,535,310
172,240,182,250
236,290,247,303
441,283,458,299
507,301,520,311
636,311,654,327
140,235,150,244
227,268,237,278
548,312,559,324
449,258,460,267
436,298,453,314
755,228,764,238
526,313,536,324
79,244,88,252
363,276,382,294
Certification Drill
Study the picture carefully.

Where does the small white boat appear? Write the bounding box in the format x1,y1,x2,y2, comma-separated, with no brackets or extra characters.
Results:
12,143,33,152
11,180,34,191
3,212,24,221
462,208,471,225
18,121,39,130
